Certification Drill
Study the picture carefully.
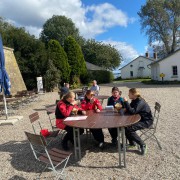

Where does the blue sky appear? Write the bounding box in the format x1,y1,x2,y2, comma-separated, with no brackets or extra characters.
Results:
0,0,148,70
84,0,148,55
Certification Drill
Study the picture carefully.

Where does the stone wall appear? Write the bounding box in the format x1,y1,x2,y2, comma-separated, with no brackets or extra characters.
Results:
3,46,27,95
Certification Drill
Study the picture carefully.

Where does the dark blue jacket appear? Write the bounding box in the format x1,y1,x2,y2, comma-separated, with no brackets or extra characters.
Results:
107,96,124,107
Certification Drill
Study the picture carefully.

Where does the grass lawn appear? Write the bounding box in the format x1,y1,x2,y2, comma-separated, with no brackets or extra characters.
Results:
114,78,151,83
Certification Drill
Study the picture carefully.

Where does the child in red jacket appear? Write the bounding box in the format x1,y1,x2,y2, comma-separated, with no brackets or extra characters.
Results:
55,91,86,150
81,90,104,149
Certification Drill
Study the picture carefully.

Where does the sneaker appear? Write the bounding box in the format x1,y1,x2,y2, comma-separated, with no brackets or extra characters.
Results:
111,139,117,146
126,143,136,149
98,142,104,149
61,140,69,151
140,144,147,155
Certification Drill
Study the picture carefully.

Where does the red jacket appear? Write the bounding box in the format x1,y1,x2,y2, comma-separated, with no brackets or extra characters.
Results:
55,100,83,129
81,97,102,111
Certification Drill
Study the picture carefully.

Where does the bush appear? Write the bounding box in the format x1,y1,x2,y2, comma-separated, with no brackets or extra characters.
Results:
80,71,93,84
114,76,122,81
70,75,81,89
44,59,61,92
89,70,114,84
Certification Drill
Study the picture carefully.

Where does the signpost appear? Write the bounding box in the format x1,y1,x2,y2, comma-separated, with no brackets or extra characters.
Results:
160,73,165,81
36,76,44,94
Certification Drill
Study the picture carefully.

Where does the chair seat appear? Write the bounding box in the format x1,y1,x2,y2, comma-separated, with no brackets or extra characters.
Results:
39,148,72,166
47,130,60,137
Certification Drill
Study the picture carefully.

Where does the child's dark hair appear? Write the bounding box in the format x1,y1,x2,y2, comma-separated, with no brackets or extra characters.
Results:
112,87,122,95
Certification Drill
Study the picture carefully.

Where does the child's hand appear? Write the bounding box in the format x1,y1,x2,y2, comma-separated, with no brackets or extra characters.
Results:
82,111,86,115
123,97,128,102
96,109,100,113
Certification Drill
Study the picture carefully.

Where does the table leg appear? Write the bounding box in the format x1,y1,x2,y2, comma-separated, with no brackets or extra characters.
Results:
117,127,126,168
117,127,121,167
121,127,126,168
73,127,81,160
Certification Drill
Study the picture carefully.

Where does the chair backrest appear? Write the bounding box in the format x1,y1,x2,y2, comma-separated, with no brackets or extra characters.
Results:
25,131,47,147
29,112,42,134
47,111,57,131
55,99,59,104
153,102,161,132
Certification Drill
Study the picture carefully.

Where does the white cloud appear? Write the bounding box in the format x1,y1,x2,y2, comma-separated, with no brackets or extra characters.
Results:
0,0,134,38
82,3,130,38
103,40,139,68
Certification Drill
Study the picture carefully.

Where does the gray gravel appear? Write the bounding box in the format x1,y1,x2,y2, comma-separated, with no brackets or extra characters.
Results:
0,82,180,180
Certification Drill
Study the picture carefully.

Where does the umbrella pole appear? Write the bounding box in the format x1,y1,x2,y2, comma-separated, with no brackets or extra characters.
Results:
2,89,8,120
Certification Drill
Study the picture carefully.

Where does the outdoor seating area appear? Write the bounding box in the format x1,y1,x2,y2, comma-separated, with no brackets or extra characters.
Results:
1,82,179,179
0,90,39,116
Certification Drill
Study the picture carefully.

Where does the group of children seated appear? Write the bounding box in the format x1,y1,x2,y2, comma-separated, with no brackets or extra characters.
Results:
55,86,153,156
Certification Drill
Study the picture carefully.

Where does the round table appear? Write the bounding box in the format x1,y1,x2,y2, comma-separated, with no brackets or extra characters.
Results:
64,110,140,168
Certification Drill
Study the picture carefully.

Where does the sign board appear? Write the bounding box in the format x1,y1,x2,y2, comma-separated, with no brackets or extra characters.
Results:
36,77,43,94
160,73,165,78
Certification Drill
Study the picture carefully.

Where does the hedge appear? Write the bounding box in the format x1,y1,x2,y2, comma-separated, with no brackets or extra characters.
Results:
88,70,114,84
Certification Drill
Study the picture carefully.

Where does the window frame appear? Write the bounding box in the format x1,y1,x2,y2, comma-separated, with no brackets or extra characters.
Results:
130,71,133,77
172,66,178,76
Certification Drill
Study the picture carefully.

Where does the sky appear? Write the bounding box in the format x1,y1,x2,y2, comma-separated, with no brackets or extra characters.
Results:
0,0,149,72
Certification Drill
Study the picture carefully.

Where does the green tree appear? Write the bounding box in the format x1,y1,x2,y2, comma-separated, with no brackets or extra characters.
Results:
0,18,48,89
64,36,87,82
40,15,82,46
44,59,61,92
138,0,180,55
48,40,70,84
82,39,121,70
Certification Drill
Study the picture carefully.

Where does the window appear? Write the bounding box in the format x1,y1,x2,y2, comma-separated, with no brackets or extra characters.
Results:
130,71,133,77
172,66,178,75
130,64,133,67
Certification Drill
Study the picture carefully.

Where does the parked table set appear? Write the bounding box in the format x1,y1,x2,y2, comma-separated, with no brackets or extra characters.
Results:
64,110,140,168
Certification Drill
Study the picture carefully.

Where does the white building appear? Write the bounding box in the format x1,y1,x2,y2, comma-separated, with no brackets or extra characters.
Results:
150,49,180,81
120,55,155,79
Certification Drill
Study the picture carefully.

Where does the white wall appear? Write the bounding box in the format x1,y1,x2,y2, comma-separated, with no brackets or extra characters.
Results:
151,50,180,81
121,56,153,79
159,51,180,81
151,63,160,80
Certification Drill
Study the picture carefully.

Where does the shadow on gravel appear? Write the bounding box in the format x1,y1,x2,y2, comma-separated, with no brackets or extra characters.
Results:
0,140,74,173
8,175,26,180
33,108,46,111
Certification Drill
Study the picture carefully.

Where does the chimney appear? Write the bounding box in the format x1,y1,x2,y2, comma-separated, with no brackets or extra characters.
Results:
153,52,157,60
145,52,149,58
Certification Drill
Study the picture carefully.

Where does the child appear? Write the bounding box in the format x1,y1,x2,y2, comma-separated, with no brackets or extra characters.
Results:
123,88,153,155
81,90,104,148
55,91,86,150
107,87,124,146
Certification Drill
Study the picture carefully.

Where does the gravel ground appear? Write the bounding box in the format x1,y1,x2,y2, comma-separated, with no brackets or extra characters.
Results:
0,82,180,180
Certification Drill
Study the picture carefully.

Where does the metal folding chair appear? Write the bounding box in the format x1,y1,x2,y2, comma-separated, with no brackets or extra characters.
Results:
46,110,66,141
140,102,162,150
29,112,60,146
25,131,72,180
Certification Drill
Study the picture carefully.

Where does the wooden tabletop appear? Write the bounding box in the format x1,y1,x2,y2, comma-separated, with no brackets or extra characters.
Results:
63,110,141,129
